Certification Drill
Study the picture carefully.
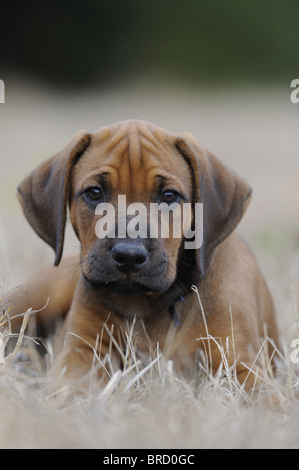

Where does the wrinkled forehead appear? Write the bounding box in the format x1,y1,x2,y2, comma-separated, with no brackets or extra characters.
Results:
72,121,192,200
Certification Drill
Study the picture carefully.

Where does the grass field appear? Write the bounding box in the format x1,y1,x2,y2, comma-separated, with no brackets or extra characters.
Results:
0,80,298,449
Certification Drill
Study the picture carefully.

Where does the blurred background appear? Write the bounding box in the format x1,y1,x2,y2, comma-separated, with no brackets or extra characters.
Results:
1,0,299,88
0,1,298,333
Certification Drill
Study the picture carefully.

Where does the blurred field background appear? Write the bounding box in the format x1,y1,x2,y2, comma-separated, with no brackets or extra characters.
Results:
0,0,299,449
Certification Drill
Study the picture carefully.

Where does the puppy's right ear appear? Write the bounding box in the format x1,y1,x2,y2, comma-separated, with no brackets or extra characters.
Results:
17,131,91,266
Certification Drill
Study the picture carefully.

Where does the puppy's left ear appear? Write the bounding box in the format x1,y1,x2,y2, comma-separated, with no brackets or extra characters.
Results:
175,133,252,281
17,131,91,266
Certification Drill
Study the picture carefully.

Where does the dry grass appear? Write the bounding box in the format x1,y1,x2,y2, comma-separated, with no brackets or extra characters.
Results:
0,271,299,449
0,82,299,448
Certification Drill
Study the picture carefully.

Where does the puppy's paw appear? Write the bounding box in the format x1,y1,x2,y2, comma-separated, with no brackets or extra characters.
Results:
13,346,45,377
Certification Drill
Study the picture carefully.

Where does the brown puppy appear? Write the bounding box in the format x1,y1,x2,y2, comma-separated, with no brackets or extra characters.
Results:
13,120,278,390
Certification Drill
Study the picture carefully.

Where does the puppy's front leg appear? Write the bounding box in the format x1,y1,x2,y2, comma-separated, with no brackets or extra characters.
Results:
48,302,123,395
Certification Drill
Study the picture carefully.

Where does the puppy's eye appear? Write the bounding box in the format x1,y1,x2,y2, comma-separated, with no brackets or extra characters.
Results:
160,190,180,204
83,187,104,202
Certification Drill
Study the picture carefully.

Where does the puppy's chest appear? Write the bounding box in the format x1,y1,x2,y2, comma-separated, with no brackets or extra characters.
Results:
121,313,178,353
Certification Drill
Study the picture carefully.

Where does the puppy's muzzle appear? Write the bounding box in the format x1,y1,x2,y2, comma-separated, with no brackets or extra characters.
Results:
111,240,149,273
83,235,171,296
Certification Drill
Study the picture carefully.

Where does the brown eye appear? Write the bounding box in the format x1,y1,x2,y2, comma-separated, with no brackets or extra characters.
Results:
160,190,180,204
84,187,103,202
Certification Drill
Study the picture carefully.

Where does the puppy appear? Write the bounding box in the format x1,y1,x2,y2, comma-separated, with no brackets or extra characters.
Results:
12,120,278,390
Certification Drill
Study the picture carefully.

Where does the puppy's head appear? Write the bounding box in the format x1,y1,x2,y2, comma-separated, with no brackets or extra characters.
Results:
18,120,251,298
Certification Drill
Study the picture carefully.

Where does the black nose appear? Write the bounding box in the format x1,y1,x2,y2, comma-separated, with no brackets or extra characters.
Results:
112,242,148,272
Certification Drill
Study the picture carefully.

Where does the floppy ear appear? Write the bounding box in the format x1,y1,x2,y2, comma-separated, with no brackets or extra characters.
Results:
17,131,91,266
175,133,252,281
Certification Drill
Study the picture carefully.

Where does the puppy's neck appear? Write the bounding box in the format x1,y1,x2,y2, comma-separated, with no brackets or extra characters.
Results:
75,273,187,321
